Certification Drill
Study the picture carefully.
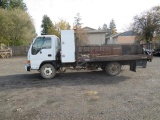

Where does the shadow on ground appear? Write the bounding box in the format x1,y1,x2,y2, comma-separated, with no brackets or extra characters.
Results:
0,71,130,91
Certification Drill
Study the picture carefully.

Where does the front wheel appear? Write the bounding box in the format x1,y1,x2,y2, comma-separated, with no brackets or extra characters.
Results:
105,62,121,76
40,64,56,79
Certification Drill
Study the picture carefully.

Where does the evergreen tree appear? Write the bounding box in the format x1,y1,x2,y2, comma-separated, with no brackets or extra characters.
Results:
74,13,82,28
41,16,71,38
0,0,27,10
109,19,117,35
41,15,57,35
102,23,108,31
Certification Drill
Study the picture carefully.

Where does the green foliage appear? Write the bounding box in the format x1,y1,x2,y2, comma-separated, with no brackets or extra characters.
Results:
40,13,87,44
0,0,27,10
0,0,32,46
41,15,71,38
0,0,8,9
55,19,71,38
132,6,160,43
10,0,27,10
41,15,56,35
55,19,71,32
0,8,36,46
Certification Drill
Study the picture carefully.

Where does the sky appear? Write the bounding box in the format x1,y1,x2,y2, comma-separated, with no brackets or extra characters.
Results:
23,0,160,35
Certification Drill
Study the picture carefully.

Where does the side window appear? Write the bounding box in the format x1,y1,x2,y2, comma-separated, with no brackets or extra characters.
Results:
42,39,51,49
31,37,51,55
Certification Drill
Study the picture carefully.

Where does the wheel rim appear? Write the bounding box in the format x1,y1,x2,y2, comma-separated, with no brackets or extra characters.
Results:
44,67,53,76
108,64,120,74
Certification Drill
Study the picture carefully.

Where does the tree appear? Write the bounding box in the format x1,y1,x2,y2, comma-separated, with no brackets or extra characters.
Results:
132,6,160,43
10,0,27,10
10,9,36,45
0,0,35,46
0,9,36,46
76,28,88,45
74,13,82,27
41,15,58,35
0,0,8,9
55,19,71,38
109,19,117,35
41,16,71,38
102,23,108,31
74,13,88,45
98,26,101,30
0,0,27,10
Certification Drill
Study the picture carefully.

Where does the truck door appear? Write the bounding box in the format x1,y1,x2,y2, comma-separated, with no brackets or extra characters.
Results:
30,37,55,69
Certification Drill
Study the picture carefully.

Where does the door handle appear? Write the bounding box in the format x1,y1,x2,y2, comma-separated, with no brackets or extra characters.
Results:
48,54,52,57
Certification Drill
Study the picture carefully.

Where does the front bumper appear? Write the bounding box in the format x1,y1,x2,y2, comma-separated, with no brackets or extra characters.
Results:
25,64,31,71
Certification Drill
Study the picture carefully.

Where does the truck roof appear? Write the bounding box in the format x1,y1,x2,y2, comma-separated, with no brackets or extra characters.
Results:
38,35,58,38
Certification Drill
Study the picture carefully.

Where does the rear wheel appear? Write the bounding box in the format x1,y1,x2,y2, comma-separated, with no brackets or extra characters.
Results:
105,62,121,76
40,64,56,79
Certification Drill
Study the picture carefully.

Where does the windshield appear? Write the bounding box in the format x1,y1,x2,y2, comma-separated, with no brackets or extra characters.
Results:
31,37,51,55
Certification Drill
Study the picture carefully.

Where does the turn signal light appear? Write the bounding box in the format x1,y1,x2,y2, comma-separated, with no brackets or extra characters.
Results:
73,26,77,33
27,60,30,64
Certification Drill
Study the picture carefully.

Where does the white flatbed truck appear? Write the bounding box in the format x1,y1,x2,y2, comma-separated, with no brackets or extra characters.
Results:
25,30,152,79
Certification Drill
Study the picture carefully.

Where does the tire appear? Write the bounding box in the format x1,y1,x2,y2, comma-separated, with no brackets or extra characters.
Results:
40,64,56,79
105,62,121,76
101,66,105,71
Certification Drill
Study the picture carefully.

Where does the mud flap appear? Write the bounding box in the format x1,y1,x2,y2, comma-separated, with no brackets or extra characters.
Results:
130,61,136,72
136,60,147,68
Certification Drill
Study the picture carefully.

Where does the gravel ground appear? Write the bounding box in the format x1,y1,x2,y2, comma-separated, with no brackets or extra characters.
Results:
0,57,160,120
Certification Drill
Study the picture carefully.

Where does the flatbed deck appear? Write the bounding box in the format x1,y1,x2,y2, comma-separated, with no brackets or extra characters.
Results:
78,54,151,62
77,45,152,63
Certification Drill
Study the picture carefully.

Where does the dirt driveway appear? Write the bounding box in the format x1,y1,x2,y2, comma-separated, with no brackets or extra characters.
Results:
0,57,160,120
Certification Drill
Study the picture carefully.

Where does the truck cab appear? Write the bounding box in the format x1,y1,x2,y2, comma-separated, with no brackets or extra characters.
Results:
26,35,61,72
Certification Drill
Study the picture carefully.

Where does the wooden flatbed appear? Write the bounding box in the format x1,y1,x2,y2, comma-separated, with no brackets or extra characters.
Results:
77,44,152,63
78,54,152,62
